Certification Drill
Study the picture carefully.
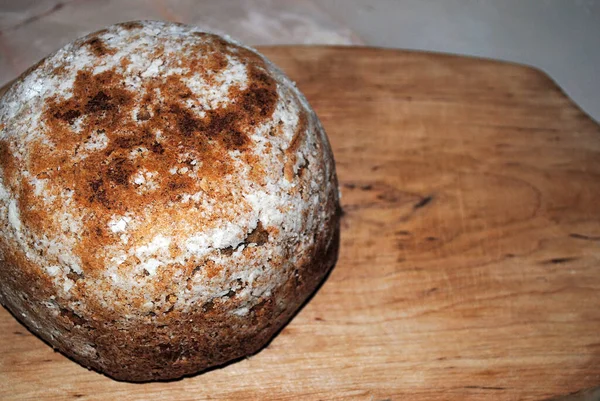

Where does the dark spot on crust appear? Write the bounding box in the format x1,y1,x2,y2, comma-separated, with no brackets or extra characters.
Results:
66,270,84,282
206,111,248,148
113,131,150,149
84,37,115,57
172,104,200,137
112,137,137,149
168,180,187,190
204,111,234,138
137,109,151,121
85,91,114,113
243,86,274,117
220,247,234,256
245,222,269,246
118,21,144,30
244,69,278,119
60,308,86,327
46,70,133,134
0,141,17,188
150,141,164,154
106,157,134,186
88,178,110,208
93,28,110,36
202,300,214,313
53,108,81,124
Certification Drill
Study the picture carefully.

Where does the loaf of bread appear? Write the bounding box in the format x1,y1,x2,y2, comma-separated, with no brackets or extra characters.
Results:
0,21,339,381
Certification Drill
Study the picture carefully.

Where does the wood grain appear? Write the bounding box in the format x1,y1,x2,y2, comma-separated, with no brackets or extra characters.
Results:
1,46,599,401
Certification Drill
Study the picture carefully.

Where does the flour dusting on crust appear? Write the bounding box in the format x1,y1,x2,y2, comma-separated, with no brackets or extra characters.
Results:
0,21,339,381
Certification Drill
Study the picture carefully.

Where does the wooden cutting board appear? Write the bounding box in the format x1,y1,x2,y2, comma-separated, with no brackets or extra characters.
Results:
1,46,599,401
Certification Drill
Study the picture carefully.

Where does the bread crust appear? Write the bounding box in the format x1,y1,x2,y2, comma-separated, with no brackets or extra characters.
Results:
0,21,339,381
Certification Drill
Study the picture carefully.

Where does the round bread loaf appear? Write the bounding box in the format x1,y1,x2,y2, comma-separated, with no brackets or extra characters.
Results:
0,21,339,381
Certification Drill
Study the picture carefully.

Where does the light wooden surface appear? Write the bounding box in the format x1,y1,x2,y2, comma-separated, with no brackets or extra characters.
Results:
1,46,599,401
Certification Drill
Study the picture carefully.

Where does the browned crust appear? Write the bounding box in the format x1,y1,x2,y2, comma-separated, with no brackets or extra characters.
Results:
0,214,340,382
284,108,309,181
83,36,116,57
3,32,279,278
0,22,340,382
